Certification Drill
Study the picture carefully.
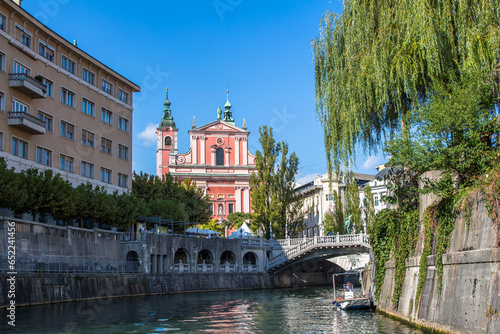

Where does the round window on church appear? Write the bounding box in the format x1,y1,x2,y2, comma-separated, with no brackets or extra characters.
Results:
216,137,224,146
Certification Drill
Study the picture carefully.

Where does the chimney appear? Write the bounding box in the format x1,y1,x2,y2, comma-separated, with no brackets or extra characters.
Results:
13,0,22,7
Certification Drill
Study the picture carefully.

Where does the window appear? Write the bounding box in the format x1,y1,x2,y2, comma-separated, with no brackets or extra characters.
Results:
209,204,213,214
100,168,112,184
82,98,95,117
59,154,74,173
82,68,95,85
164,136,172,146
100,137,112,154
374,196,379,206
81,161,94,178
12,99,28,112
118,116,129,132
216,147,224,165
101,108,113,125
60,87,75,107
39,76,53,97
13,61,30,75
60,120,75,140
118,173,128,188
61,55,75,74
38,42,54,62
118,144,129,160
81,129,94,148
0,13,5,31
36,146,52,166
0,132,4,151
326,194,334,201
118,89,129,104
12,137,28,159
37,111,53,132
16,25,31,48
0,91,4,111
228,203,234,214
0,51,5,71
101,79,112,95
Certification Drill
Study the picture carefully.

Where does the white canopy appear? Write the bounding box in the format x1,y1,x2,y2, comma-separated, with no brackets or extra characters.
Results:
228,222,253,239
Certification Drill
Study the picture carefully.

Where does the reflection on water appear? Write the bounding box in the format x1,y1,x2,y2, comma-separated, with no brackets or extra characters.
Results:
2,286,428,333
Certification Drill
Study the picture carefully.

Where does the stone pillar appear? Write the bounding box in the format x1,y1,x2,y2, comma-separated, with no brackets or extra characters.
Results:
243,187,250,213
242,138,248,165
225,147,231,167
201,136,206,165
235,187,241,211
235,137,240,166
192,136,198,164
211,146,216,166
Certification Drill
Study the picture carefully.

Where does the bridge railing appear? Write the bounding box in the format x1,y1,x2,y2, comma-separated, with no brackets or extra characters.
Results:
267,233,370,270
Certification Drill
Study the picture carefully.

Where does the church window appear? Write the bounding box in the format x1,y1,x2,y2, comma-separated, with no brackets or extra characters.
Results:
216,147,224,165
164,136,172,146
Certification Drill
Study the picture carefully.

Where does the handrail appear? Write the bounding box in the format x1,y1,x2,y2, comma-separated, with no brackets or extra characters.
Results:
8,111,46,128
267,233,371,270
9,72,47,92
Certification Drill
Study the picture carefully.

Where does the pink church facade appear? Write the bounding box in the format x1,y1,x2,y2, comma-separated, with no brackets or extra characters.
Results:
156,90,256,221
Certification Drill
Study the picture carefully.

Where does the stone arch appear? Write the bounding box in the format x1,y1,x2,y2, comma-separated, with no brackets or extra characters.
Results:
126,251,139,272
197,249,213,264
216,147,224,165
220,251,235,264
243,252,258,265
164,136,172,147
174,248,190,264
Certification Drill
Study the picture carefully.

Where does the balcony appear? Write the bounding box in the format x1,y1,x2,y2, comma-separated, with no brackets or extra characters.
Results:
9,73,47,99
8,111,46,135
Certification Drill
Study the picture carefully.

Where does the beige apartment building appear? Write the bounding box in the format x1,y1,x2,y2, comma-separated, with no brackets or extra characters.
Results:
0,0,140,193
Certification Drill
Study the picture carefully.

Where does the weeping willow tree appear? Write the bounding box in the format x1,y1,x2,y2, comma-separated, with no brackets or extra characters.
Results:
312,0,500,174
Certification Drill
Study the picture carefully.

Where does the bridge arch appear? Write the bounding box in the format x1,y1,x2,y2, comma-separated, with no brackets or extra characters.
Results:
126,251,139,273
220,251,235,264
174,248,190,264
243,252,258,265
197,249,213,264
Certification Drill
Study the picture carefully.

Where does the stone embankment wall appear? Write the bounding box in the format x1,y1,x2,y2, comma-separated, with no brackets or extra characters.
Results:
377,171,500,334
0,217,332,307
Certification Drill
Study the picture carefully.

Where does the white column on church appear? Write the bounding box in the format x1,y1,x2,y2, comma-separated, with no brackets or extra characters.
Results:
211,147,216,166
192,136,198,164
201,137,206,165
225,148,229,167
242,138,248,166
235,187,241,211
235,137,240,166
174,131,178,154
243,187,250,213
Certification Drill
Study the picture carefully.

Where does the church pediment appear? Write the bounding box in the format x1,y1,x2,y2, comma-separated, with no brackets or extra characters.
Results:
191,120,248,133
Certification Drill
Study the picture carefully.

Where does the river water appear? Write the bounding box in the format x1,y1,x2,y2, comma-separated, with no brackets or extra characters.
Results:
4,286,428,333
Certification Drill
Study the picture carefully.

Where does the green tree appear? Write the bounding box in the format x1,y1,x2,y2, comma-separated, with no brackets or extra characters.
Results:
132,171,211,224
385,74,500,191
250,126,304,239
312,0,500,174
0,158,25,212
363,185,375,230
226,212,252,230
345,176,362,233
16,168,75,222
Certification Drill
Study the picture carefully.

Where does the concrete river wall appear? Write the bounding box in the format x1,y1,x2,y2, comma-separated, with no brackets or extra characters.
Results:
0,217,326,308
376,172,500,334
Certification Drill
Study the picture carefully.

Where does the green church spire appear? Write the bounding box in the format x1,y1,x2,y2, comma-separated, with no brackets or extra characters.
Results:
159,87,177,129
223,90,235,125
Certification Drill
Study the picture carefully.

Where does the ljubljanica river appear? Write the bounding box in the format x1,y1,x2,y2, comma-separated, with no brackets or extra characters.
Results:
4,286,429,333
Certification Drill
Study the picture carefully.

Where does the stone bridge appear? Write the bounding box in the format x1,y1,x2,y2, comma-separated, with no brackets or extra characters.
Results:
267,233,371,273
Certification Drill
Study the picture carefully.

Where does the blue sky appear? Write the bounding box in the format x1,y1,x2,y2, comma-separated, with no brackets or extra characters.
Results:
23,0,386,184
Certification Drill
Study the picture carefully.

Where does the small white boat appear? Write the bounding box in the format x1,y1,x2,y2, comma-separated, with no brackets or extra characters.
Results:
332,271,374,310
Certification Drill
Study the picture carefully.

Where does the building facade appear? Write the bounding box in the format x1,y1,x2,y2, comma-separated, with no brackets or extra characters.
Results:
156,90,256,221
0,0,140,193
358,164,393,218
296,172,375,237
